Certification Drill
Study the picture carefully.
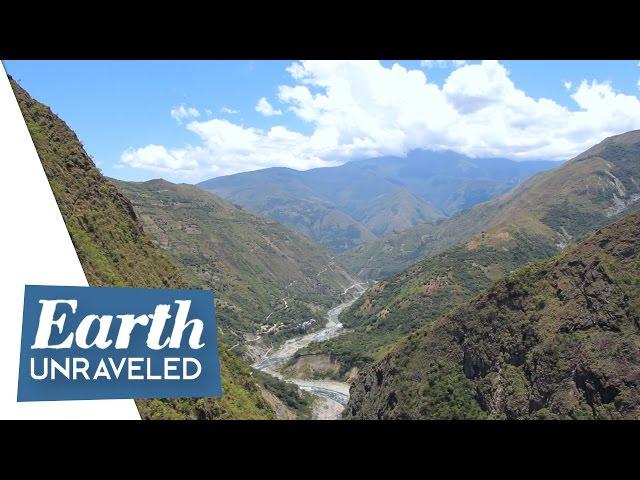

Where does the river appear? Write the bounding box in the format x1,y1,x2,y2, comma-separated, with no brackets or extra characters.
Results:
252,292,363,420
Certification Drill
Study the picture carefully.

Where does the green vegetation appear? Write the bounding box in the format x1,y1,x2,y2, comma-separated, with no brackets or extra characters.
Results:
540,202,609,238
305,229,557,377
349,188,446,236
200,173,378,252
346,211,640,419
10,77,275,420
140,349,276,419
115,179,359,350
12,81,186,289
253,371,314,419
339,199,507,280
261,196,378,252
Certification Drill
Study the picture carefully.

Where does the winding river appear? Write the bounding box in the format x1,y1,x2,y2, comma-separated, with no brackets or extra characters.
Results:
252,293,362,419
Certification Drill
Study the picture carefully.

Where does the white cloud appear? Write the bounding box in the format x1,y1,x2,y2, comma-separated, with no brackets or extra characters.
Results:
563,81,572,90
421,60,467,68
255,97,282,116
122,60,640,181
220,106,239,114
170,104,200,123
121,144,199,175
120,119,338,179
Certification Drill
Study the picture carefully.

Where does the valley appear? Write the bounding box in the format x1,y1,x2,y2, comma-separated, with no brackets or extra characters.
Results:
11,68,640,421
115,178,362,353
252,289,364,419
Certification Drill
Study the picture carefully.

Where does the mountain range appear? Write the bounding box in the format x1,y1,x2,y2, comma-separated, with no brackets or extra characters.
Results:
12,71,640,421
199,151,555,253
300,130,640,381
340,135,640,280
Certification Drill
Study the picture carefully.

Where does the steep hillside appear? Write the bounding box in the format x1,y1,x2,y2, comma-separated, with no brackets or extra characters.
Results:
307,231,557,377
355,189,446,236
115,178,360,352
260,194,377,253
10,76,275,420
346,211,640,419
199,151,554,252
342,131,640,279
200,167,376,252
311,130,640,377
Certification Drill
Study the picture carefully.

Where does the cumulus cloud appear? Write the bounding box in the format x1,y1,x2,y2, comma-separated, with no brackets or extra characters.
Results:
563,81,572,90
220,106,239,114
170,104,200,123
255,97,282,116
120,119,338,179
121,60,640,181
121,144,199,174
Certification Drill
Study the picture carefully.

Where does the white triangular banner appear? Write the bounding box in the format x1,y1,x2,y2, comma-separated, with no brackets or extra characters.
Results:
0,61,140,419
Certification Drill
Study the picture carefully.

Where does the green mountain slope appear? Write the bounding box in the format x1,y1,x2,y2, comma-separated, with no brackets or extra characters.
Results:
200,168,377,252
355,189,446,236
310,130,640,377
341,132,640,279
114,178,360,352
259,194,377,253
199,152,554,253
346,210,640,419
10,76,275,420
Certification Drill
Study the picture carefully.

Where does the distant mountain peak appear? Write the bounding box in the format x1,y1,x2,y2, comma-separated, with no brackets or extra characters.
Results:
342,128,640,280
198,151,555,253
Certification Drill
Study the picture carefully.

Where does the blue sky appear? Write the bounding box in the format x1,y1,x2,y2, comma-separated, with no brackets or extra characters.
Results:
4,60,640,183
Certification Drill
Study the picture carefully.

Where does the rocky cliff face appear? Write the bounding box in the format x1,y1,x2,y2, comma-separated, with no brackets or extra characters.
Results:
346,211,640,419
